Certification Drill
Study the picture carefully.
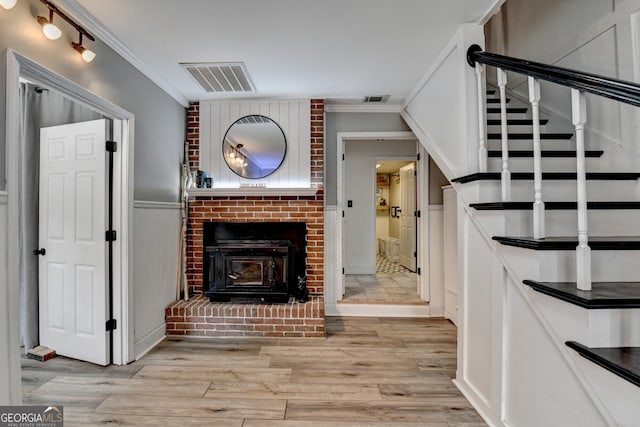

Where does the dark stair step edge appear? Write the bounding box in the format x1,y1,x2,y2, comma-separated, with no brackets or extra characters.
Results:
487,89,496,95
566,341,640,388
523,280,640,309
488,132,573,140
487,150,603,158
487,119,549,126
451,172,640,184
470,201,640,211
488,107,528,114
492,236,640,250
487,98,511,104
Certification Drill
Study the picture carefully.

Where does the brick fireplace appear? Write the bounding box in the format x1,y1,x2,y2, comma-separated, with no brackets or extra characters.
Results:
165,100,325,338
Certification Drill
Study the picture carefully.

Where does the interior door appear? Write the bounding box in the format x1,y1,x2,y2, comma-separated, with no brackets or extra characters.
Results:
39,119,109,366
399,163,417,272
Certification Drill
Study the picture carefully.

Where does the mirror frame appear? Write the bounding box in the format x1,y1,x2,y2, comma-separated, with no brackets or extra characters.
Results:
222,115,288,179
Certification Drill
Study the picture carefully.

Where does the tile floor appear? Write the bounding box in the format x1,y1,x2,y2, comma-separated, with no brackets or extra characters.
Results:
343,255,422,303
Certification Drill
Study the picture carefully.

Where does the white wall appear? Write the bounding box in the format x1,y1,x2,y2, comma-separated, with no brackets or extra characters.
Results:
132,202,180,359
402,25,485,180
199,99,311,188
343,140,416,274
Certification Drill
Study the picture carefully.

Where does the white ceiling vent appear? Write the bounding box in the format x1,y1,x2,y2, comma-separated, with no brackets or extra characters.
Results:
181,62,255,93
363,95,390,103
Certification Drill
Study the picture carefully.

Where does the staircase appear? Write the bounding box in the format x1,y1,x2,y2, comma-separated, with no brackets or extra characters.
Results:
451,52,640,426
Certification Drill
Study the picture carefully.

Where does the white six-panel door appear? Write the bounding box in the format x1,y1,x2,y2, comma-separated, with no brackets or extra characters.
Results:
399,163,417,272
39,119,109,366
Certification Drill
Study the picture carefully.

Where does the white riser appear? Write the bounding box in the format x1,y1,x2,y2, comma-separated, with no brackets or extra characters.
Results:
460,180,640,202
501,210,640,237
487,139,576,151
487,157,600,172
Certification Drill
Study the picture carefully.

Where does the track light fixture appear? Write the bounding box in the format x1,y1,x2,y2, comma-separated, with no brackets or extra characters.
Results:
37,9,61,40
0,0,17,10
37,0,96,62
227,143,249,167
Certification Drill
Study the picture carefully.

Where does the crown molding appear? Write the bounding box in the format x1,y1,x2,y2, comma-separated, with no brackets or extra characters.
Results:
56,0,189,107
324,104,404,113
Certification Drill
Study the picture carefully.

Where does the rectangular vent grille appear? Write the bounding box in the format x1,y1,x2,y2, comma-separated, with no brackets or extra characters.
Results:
181,62,255,93
363,95,390,103
237,115,271,125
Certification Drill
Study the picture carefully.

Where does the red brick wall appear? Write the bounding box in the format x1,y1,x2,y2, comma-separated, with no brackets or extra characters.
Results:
168,100,325,338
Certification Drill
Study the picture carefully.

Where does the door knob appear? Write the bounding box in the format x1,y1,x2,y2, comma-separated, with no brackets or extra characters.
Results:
33,248,46,256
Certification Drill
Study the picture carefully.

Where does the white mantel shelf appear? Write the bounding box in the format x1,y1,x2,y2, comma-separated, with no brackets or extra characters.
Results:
187,187,319,197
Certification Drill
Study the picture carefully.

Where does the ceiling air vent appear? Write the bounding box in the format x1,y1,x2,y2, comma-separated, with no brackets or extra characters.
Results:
181,62,255,93
363,95,390,103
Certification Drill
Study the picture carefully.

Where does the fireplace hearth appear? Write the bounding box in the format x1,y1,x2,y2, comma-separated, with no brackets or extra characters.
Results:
203,222,306,303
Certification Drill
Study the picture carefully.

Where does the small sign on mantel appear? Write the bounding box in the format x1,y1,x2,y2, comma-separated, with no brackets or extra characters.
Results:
239,183,267,188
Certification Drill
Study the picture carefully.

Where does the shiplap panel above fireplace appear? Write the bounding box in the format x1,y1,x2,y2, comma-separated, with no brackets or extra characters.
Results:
199,99,311,189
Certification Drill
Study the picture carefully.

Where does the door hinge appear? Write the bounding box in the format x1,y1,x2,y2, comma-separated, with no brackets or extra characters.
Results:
414,169,417,176
342,267,345,274
106,319,117,331
417,267,421,275
106,230,117,242
106,140,118,152
414,251,417,258
342,211,345,218
416,152,420,161
414,210,421,217
342,153,345,161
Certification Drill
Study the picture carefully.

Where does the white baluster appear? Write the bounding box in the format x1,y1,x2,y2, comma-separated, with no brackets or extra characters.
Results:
475,63,487,172
528,77,545,238
571,89,591,291
497,68,511,201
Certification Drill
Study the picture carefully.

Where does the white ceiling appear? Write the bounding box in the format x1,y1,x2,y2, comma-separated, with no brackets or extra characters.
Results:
60,0,500,106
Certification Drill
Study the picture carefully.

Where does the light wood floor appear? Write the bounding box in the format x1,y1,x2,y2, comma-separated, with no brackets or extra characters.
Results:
22,317,486,427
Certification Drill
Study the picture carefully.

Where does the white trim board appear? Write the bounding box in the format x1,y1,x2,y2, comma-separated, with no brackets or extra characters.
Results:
0,192,7,205
324,104,404,113
134,200,181,210
327,303,433,318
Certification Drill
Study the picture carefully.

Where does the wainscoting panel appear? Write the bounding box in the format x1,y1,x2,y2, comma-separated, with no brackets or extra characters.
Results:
133,201,180,359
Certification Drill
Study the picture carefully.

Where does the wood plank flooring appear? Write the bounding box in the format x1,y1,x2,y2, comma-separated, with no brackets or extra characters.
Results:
22,317,486,427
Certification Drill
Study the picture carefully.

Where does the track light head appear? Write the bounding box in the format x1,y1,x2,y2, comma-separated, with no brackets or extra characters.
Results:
37,10,61,40
72,41,95,63
0,0,17,10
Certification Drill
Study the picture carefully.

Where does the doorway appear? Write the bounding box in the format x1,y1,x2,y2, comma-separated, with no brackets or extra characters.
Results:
329,131,431,317
5,49,134,391
343,159,419,303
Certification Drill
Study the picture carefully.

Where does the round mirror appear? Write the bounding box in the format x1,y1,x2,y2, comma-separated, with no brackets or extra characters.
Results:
222,115,287,179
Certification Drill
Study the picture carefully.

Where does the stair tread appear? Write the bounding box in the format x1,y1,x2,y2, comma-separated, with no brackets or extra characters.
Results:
488,132,573,140
487,119,549,125
487,150,603,158
566,341,640,388
470,201,640,210
452,172,640,183
488,107,527,114
492,235,640,250
523,280,640,309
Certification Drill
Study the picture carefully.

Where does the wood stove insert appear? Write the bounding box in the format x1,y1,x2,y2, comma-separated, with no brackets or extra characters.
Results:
203,222,306,303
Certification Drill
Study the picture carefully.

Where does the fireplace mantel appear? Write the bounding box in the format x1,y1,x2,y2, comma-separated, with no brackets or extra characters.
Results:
187,187,319,197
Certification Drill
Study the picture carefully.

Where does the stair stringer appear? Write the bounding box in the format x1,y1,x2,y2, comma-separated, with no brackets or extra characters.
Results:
453,196,622,427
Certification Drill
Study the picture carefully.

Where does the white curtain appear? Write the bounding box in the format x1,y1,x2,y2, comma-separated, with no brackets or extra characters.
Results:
19,83,101,350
